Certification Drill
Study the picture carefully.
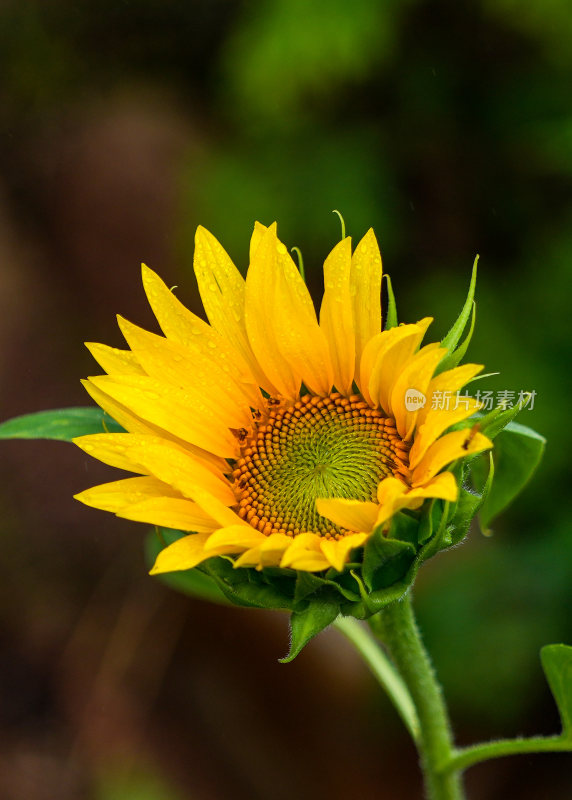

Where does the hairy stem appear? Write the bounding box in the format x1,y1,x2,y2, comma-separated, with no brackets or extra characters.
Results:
370,594,464,800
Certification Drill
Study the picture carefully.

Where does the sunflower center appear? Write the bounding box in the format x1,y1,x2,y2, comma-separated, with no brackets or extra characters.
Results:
232,394,409,539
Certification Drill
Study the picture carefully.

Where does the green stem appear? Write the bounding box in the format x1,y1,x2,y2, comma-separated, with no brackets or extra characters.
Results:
441,735,572,774
371,593,463,800
333,616,420,744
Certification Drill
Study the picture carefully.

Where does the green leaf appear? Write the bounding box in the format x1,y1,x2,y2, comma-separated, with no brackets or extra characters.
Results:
440,255,478,354
384,273,398,329
473,421,545,529
146,529,231,605
541,644,572,738
0,407,124,441
280,597,339,663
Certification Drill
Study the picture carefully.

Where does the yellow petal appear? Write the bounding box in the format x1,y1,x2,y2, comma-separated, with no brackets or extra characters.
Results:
194,226,272,393
244,224,299,398
415,363,483,431
315,497,378,532
74,475,180,512
150,532,211,574
81,380,153,436
376,477,409,525
74,433,234,504
233,533,293,569
88,374,239,458
85,342,146,376
320,533,368,572
412,429,493,486
409,398,482,470
117,316,256,426
390,345,447,439
204,525,265,552
141,264,255,389
363,318,432,410
350,229,383,376
280,533,331,571
74,432,147,473
405,471,459,503
120,437,235,504
374,472,459,527
118,496,218,532
81,380,229,474
272,237,334,396
249,221,268,262
319,237,355,395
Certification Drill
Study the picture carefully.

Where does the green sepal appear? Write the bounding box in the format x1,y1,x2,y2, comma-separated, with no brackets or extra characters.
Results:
363,522,416,592
540,644,572,739
280,595,340,663
477,396,535,439
438,301,476,373
294,570,359,605
384,274,398,330
438,255,478,371
342,506,450,619
0,407,124,441
471,421,545,529
447,453,494,544
206,558,296,610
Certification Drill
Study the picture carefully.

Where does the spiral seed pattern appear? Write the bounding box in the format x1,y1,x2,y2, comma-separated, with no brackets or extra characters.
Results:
232,393,409,539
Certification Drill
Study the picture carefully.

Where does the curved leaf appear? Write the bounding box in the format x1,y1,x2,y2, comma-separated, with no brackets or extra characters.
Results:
0,407,124,441
541,644,572,739
474,421,545,529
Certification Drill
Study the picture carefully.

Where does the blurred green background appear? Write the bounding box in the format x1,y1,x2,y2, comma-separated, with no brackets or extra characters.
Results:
0,1,571,798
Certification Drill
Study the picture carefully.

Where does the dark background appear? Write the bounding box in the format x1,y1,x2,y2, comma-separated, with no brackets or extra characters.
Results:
1,1,571,798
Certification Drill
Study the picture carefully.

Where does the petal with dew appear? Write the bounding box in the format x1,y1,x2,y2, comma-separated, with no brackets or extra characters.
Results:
272,237,334,396
74,475,181,512
244,224,300,398
350,229,383,375
249,221,268,262
141,264,254,387
363,318,432,410
319,237,355,395
120,437,235,504
194,226,272,393
374,321,434,414
118,497,218,532
87,374,239,458
117,316,257,424
81,380,228,474
86,342,146,377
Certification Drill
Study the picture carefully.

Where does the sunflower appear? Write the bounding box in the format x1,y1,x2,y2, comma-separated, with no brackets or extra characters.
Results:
74,222,492,574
